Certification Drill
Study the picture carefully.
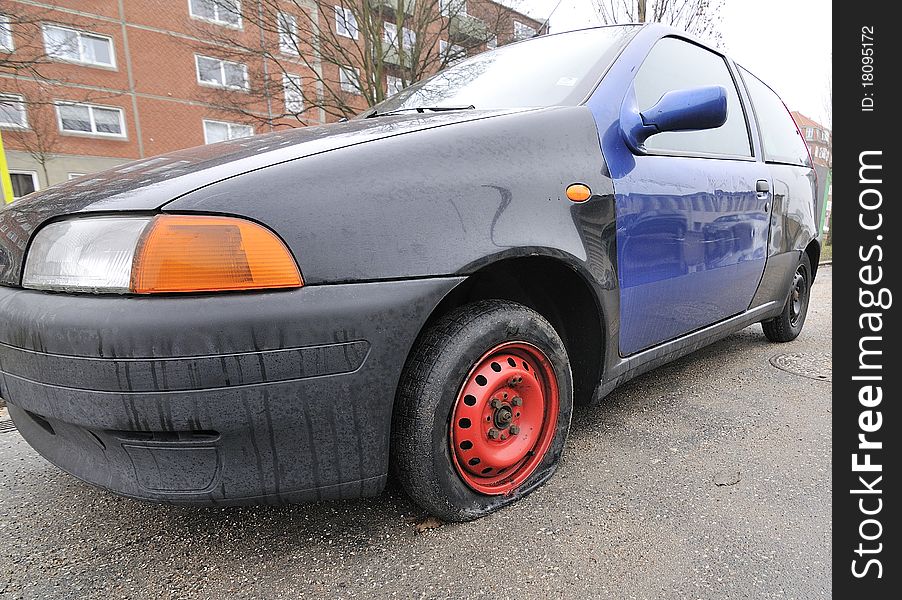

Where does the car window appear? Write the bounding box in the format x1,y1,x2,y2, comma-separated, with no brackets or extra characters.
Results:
360,26,639,116
738,67,811,167
633,37,751,157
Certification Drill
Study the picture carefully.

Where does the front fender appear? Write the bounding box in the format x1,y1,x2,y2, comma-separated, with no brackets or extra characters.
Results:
165,107,616,287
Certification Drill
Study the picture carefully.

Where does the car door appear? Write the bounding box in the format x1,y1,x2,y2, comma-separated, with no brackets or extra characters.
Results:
605,37,772,356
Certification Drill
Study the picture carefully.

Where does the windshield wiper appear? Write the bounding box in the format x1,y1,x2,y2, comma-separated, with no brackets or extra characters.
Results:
365,105,476,118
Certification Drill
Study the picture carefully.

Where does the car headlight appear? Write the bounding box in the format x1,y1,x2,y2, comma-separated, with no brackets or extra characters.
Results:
23,215,303,294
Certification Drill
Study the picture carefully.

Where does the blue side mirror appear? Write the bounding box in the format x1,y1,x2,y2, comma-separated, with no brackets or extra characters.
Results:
620,85,728,154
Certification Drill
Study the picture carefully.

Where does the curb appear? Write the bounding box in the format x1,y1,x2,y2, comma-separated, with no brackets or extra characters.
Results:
819,260,832,266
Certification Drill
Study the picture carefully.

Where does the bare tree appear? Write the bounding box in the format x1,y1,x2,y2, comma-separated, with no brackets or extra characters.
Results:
192,0,530,125
592,0,723,45
6,107,60,185
4,86,62,184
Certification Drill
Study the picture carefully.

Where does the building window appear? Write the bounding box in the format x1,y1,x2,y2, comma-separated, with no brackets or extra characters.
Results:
440,0,467,17
10,171,39,199
513,21,536,41
384,23,414,51
402,27,416,51
195,55,249,90
43,24,115,68
0,15,13,51
278,12,299,55
340,66,360,94
189,0,242,28
335,6,358,39
820,129,829,142
203,119,253,144
0,93,27,129
387,75,403,96
283,73,303,112
56,102,126,137
486,36,497,50
383,21,397,46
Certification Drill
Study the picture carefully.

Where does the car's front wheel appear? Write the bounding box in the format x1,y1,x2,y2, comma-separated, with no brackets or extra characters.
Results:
762,252,812,343
392,300,572,522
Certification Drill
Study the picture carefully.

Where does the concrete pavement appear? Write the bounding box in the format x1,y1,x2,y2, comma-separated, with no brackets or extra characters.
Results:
0,266,832,599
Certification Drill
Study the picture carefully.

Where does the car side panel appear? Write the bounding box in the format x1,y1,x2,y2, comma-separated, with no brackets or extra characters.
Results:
764,164,818,257
613,156,769,355
749,163,818,307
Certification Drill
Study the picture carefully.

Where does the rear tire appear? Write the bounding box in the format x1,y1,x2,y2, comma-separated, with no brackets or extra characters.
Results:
762,253,812,343
392,300,572,522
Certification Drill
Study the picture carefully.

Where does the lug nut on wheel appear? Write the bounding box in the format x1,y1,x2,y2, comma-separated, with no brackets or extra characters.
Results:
488,428,500,439
511,396,523,406
510,425,520,435
490,398,502,409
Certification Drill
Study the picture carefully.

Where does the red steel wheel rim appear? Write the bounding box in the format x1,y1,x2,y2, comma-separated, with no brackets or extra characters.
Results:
450,341,560,495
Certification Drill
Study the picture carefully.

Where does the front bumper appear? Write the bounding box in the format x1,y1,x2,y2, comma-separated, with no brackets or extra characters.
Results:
0,277,462,504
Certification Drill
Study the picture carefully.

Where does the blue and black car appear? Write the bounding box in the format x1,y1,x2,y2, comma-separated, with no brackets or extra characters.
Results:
0,24,819,521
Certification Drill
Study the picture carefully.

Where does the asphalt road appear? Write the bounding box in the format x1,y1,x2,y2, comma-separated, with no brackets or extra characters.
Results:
0,266,832,599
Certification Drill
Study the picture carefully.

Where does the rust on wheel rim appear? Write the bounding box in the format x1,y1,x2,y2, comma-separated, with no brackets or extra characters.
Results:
450,341,559,495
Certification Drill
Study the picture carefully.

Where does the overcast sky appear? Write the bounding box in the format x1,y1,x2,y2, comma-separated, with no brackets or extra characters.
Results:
511,0,832,127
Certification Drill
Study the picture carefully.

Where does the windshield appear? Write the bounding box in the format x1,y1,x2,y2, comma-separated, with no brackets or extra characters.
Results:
359,26,639,117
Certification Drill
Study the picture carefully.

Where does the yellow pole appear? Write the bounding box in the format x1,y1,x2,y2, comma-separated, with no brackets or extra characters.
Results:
0,130,14,204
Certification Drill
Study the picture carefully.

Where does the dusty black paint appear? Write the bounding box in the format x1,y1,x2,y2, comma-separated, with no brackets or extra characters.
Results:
0,279,459,503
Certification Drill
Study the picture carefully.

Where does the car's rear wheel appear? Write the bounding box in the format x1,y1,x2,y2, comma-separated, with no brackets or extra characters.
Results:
392,300,572,522
762,253,812,343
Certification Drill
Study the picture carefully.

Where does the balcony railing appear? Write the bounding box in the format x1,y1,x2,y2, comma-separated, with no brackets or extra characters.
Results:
382,45,413,68
450,13,488,42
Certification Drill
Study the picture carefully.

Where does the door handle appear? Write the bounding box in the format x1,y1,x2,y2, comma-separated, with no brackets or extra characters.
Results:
756,179,770,201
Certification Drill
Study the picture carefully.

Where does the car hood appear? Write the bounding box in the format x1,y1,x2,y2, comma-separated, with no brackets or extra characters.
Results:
0,108,524,286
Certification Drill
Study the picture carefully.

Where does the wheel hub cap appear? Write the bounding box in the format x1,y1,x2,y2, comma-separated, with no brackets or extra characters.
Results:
450,341,559,495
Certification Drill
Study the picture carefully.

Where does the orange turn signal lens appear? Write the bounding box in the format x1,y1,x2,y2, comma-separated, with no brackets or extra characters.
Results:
131,215,302,294
566,184,592,203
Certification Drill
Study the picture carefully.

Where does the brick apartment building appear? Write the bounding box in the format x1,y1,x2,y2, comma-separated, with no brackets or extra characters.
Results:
0,0,543,200
790,111,831,168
